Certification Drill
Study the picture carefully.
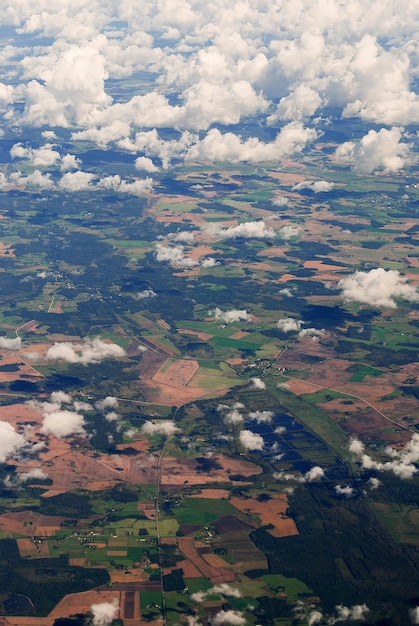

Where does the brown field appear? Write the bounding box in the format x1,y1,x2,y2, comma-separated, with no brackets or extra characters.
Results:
161,453,262,486
189,489,231,499
0,591,122,625
278,273,297,282
140,354,235,406
281,378,324,395
0,352,43,383
17,538,49,559
176,558,202,578
0,511,65,537
153,359,199,387
110,569,149,583
230,494,298,538
230,331,250,340
108,550,127,557
48,590,120,621
179,328,214,341
178,537,234,583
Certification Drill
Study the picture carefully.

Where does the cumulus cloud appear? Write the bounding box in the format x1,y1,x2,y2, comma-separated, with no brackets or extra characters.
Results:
349,437,365,456
211,610,246,625
10,142,61,166
350,434,419,480
335,484,355,498
141,420,179,437
58,171,96,192
222,407,244,426
155,243,199,268
0,336,22,350
46,338,125,365
328,604,369,624
239,429,264,451
213,307,251,324
17,468,48,482
250,377,265,390
97,174,151,195
292,180,334,193
191,584,241,603
133,289,156,300
338,268,419,308
207,220,275,240
41,410,85,438
187,123,317,163
268,85,322,123
367,477,381,490
134,156,159,172
298,327,326,340
277,318,302,332
410,607,419,624
248,410,273,423
334,127,411,174
275,466,325,483
90,599,119,626
0,422,28,463
95,396,119,412
278,225,301,240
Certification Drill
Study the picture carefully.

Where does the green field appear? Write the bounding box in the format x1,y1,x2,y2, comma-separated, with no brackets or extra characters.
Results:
173,498,239,525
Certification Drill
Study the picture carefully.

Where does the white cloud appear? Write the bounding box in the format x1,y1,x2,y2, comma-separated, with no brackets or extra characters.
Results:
46,338,125,365
211,584,241,598
0,336,22,350
410,607,419,624
10,142,61,166
334,127,412,174
95,396,119,411
192,584,241,603
338,268,419,308
248,410,273,423
268,85,322,123
298,328,326,340
349,438,365,456
0,422,28,463
278,225,301,240
60,154,81,171
17,468,48,482
207,220,275,240
239,429,264,451
211,610,246,626
352,433,419,480
328,604,369,624
275,466,325,483
90,599,119,626
277,318,302,332
134,156,159,172
367,477,381,490
213,307,251,323
58,171,96,192
250,377,265,390
223,408,244,426
141,420,179,436
335,484,355,498
133,289,156,300
187,123,317,163
41,410,85,438
292,180,334,193
50,391,72,404
155,243,198,268
279,287,294,297
167,230,195,243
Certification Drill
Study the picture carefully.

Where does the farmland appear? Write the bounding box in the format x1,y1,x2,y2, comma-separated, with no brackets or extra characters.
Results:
0,79,416,626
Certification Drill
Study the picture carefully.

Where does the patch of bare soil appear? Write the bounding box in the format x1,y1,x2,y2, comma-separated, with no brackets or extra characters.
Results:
230,495,298,538
160,454,262,486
